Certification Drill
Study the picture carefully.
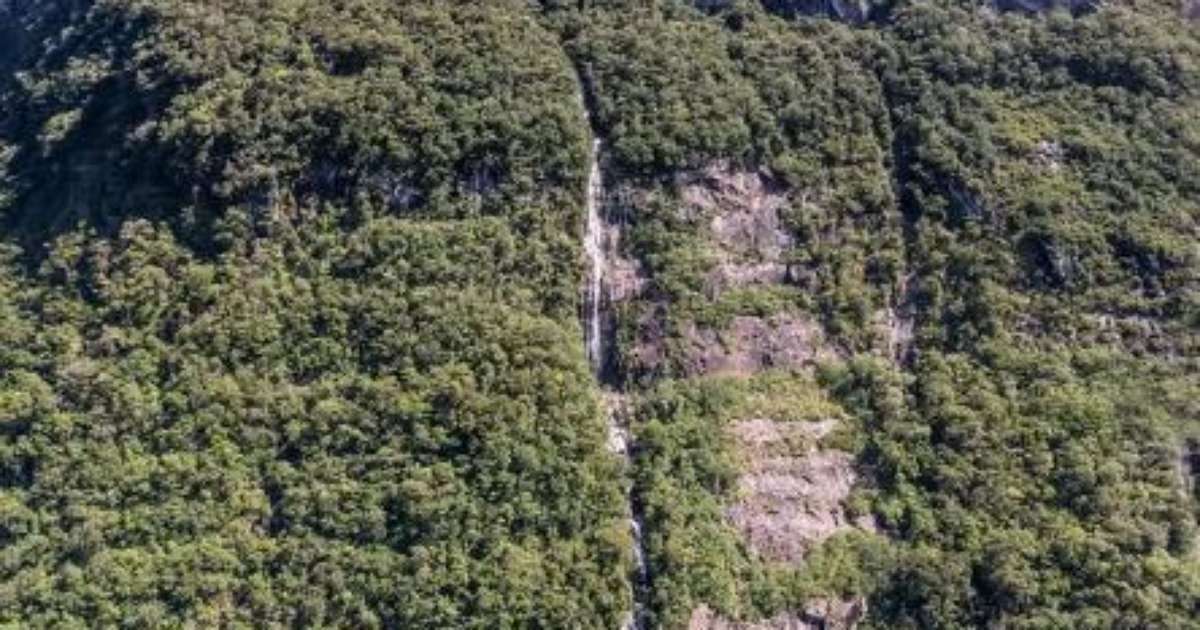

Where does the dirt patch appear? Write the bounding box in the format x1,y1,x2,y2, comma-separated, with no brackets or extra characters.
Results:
688,598,866,630
726,418,873,564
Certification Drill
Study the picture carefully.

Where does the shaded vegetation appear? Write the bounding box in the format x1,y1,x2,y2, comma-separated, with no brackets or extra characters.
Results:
0,1,631,627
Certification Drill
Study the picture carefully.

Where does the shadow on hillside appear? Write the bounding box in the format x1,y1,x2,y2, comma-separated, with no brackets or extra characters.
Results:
0,2,209,263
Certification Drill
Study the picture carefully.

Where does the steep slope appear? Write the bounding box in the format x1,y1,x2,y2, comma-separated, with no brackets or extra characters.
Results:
551,0,1200,628
2,0,1199,628
0,1,634,627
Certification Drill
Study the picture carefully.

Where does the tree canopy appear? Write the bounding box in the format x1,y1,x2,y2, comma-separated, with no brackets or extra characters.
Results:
1,0,1198,627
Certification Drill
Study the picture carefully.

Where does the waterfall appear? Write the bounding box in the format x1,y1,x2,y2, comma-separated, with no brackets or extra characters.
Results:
578,96,649,630
584,137,607,377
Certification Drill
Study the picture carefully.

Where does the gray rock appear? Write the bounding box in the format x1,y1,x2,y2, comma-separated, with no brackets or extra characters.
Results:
991,0,1100,15
689,598,867,630
693,0,876,24
763,0,874,23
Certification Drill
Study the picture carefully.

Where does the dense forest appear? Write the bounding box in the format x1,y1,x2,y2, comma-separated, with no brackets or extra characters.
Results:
1,0,1198,628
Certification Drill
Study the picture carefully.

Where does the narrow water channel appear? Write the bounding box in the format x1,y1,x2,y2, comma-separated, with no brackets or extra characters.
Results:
579,96,649,630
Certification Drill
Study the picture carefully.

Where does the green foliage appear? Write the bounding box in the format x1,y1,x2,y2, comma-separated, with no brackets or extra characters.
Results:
0,211,632,627
826,349,1200,628
2,0,1199,627
572,1,1200,627
1,0,590,241
632,374,886,627
0,1,631,626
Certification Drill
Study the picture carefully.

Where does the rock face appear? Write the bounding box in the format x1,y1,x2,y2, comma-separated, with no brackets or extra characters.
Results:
1187,0,1200,20
679,315,836,377
1031,140,1065,172
726,419,873,564
685,164,794,296
681,162,791,260
628,163,839,377
990,0,1100,15
762,0,874,23
685,419,873,629
696,0,876,24
1179,439,1200,500
699,0,1120,26
875,273,916,365
634,160,873,626
689,599,867,630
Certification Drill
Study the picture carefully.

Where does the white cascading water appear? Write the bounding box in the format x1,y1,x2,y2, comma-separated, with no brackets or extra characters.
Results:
580,121,648,630
583,136,606,376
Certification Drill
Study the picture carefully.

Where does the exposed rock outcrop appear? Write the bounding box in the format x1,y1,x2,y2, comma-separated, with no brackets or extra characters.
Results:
1031,140,1065,172
1082,312,1171,353
727,418,873,564
762,0,874,24
689,598,867,630
702,0,1113,22
628,309,835,379
1179,439,1199,500
681,162,791,264
695,0,876,24
683,315,836,377
874,273,915,365
628,313,835,379
686,418,873,630
693,165,798,294
365,170,423,211
625,162,849,379
990,0,1100,15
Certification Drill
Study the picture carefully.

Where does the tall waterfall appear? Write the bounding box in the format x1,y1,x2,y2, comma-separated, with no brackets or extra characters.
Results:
579,111,648,630
583,137,607,377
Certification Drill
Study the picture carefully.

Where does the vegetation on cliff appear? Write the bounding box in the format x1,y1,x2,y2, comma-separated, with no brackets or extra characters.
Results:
1,0,1198,627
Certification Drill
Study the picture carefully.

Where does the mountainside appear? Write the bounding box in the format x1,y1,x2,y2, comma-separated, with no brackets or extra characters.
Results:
1,1,1198,628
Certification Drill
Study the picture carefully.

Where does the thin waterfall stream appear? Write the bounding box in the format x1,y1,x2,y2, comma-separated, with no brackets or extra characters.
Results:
579,92,649,630
583,136,607,377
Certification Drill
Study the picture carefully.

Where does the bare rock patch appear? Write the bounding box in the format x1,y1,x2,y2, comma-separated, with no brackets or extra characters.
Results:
687,417,874,630
681,314,838,378
688,598,866,630
726,417,870,565
626,311,841,380
680,162,798,297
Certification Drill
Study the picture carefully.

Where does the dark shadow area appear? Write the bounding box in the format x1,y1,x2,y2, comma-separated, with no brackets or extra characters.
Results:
0,1,219,263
